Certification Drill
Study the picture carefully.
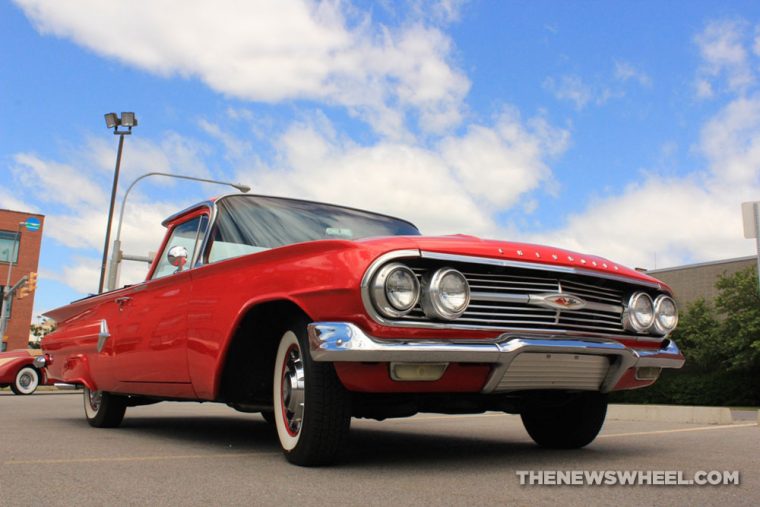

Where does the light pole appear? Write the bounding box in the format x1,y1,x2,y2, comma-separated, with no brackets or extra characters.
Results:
98,112,138,294
106,172,251,291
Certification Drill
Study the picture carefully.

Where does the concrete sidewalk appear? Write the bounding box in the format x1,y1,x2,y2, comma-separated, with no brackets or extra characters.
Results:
608,404,759,425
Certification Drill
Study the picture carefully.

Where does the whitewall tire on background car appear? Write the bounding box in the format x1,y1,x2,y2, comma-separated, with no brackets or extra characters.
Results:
273,321,351,466
11,366,39,395
83,387,127,428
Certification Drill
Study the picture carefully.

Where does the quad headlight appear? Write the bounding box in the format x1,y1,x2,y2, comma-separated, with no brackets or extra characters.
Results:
623,292,655,333
370,264,470,321
653,295,678,335
421,268,470,320
624,291,678,335
370,263,420,318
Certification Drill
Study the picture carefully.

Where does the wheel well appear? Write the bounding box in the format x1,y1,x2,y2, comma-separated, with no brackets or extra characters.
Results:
218,300,310,406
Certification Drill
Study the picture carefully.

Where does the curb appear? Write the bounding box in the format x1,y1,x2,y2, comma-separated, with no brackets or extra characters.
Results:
608,404,743,425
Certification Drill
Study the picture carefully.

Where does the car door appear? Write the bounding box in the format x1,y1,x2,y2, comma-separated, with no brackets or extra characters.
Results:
109,212,208,385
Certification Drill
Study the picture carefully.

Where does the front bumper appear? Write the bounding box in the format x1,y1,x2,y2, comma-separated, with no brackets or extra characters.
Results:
307,322,685,394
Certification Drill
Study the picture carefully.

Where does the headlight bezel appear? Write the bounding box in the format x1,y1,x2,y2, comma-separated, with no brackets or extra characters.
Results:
420,267,471,320
370,262,420,318
653,294,679,336
623,291,655,333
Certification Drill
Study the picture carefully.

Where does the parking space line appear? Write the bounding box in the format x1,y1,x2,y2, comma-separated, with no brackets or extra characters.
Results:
4,452,280,466
599,422,757,438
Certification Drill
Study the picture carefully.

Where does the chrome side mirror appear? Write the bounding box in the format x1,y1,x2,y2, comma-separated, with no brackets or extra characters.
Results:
167,245,188,270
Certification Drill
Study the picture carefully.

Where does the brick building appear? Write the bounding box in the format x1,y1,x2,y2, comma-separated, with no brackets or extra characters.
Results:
646,256,756,308
0,209,44,351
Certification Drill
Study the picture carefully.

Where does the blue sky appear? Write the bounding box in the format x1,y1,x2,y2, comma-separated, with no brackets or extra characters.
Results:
2,0,760,316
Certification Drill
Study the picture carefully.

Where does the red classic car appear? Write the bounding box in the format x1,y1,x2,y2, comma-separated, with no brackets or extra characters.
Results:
0,348,46,395
39,194,684,465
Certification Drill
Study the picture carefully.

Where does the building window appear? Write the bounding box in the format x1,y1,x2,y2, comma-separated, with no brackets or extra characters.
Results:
0,231,20,263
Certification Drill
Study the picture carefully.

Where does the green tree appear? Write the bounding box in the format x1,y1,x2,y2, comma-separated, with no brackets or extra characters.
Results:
29,317,56,349
669,298,720,370
714,266,760,371
613,266,760,406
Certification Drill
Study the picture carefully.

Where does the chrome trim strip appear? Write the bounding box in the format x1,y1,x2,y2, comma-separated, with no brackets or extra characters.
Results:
307,322,685,393
97,319,110,353
161,200,215,227
54,383,79,390
469,291,530,304
420,251,664,290
195,200,219,267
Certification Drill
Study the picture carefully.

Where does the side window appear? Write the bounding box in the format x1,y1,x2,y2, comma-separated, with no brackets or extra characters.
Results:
152,215,208,280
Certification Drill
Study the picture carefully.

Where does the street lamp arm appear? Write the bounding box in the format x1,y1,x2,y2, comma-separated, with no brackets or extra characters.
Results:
114,172,250,242
106,171,251,291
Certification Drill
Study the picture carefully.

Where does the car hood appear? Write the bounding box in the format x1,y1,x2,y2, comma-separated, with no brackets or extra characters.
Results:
357,234,666,288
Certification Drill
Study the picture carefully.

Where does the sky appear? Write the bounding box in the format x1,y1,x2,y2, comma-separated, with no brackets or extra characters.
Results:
2,0,760,317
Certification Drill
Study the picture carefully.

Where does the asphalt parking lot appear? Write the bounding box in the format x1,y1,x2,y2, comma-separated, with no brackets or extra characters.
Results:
0,392,757,506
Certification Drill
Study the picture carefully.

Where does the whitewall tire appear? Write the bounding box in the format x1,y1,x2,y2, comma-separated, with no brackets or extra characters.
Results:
11,366,39,395
272,320,351,466
83,387,127,428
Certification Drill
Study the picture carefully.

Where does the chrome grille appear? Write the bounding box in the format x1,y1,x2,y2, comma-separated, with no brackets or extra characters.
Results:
495,353,611,392
404,267,626,334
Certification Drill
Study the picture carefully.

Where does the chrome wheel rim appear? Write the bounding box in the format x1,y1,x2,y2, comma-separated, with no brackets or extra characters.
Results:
280,344,305,436
19,372,33,389
87,389,102,412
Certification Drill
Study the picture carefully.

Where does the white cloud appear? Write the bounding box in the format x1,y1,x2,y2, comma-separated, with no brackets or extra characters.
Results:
244,110,567,236
543,75,593,110
14,0,469,136
695,19,755,97
529,94,760,269
614,61,652,88
7,131,224,296
0,186,38,214
12,154,107,209
695,78,714,99
546,62,652,110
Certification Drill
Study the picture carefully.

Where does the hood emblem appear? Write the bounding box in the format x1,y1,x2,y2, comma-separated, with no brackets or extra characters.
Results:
533,293,587,311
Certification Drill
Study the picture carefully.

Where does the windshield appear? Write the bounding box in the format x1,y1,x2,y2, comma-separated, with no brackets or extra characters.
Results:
206,195,419,263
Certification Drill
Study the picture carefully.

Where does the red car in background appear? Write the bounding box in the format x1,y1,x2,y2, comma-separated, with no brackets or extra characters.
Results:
0,349,46,395
38,194,684,466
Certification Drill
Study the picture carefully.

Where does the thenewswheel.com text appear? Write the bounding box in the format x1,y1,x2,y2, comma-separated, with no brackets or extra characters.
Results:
515,470,740,486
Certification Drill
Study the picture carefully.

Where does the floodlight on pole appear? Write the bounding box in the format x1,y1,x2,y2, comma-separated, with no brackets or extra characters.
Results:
98,112,138,294
106,172,251,291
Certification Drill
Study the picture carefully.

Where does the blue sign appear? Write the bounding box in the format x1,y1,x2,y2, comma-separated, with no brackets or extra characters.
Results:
24,217,41,232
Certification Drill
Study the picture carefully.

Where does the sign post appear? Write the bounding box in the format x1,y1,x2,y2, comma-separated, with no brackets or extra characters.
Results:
741,201,760,292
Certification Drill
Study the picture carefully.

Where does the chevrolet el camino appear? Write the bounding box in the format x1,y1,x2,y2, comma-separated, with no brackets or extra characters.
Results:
38,194,684,465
